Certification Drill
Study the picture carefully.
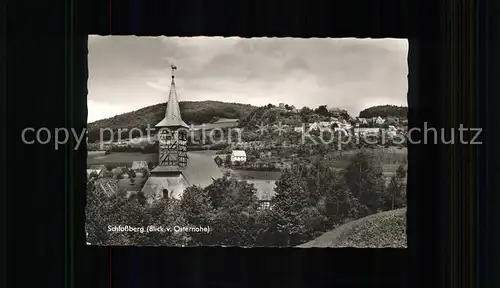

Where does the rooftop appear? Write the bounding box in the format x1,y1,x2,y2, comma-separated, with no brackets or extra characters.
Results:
141,174,188,200
89,164,107,171
231,150,246,157
131,161,149,171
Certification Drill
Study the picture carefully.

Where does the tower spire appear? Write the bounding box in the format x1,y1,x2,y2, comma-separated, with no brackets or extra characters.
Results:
155,62,188,128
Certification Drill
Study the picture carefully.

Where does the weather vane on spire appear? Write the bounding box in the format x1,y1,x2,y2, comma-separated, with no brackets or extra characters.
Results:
171,61,177,79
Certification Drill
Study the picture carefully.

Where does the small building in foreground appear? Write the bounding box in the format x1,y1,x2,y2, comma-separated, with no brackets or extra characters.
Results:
231,150,247,164
87,165,108,178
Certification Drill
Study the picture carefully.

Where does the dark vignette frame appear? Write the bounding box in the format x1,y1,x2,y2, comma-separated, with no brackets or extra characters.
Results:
5,0,494,287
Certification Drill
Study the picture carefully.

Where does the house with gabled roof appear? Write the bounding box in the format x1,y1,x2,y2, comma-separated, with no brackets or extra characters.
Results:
87,164,108,178
230,150,247,164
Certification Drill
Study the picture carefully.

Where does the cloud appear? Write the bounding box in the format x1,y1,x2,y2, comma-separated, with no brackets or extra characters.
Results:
88,36,408,121
87,100,133,123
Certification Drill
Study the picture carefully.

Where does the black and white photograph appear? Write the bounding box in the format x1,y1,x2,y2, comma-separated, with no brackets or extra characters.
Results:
86,36,408,247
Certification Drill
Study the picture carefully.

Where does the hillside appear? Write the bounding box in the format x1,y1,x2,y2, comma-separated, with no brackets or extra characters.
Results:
239,104,351,130
359,105,408,119
87,101,257,142
297,208,407,248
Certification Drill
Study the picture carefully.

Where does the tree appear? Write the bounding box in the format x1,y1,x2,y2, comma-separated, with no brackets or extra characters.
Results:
148,198,190,246
202,176,262,246
181,186,214,246
206,175,259,211
382,164,407,210
271,168,325,246
314,105,330,117
359,105,408,119
324,181,362,225
382,176,405,210
396,164,407,178
342,150,386,216
86,179,127,245
299,106,313,122
102,171,114,178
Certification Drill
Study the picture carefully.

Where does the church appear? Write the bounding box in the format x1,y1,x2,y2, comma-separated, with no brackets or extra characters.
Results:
140,63,223,203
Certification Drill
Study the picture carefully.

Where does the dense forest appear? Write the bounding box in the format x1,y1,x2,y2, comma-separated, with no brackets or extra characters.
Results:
358,105,408,118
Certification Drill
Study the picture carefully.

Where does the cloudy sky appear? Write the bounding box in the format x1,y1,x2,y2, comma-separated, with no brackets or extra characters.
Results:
88,36,408,123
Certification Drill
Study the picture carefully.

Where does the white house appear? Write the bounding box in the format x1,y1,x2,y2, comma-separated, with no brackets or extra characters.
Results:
87,165,108,178
354,128,380,137
308,122,320,131
294,126,304,133
374,116,385,125
231,150,247,164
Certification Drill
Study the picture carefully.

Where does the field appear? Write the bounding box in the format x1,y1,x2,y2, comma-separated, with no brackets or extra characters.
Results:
327,147,407,165
87,151,157,168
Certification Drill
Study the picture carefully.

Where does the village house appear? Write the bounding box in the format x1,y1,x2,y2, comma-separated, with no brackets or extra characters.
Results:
87,164,108,178
386,116,400,125
231,150,247,164
357,117,368,125
294,126,304,133
318,121,331,128
373,116,385,125
213,155,224,167
308,122,320,131
354,127,381,137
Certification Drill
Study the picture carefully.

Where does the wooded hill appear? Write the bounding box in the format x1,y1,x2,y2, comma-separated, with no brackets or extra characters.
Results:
87,101,408,143
358,105,408,118
87,101,256,142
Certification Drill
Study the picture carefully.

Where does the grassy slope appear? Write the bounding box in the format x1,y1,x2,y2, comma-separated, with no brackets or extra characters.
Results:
298,208,407,248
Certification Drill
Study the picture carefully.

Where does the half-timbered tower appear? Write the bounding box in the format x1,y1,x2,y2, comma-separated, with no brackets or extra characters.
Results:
141,63,191,202
155,63,189,169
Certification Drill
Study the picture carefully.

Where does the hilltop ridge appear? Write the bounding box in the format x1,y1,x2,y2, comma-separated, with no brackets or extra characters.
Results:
87,101,257,142
87,101,408,143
